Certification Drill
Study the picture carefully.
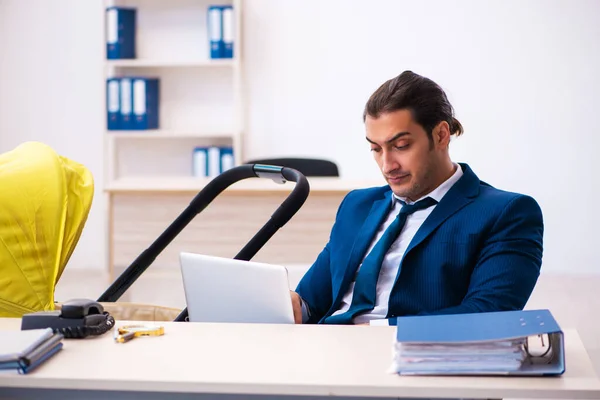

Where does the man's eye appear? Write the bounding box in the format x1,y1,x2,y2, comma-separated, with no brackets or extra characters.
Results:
370,147,381,153
395,144,409,150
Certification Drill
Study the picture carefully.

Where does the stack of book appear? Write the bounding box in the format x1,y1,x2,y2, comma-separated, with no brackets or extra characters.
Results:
0,328,64,374
390,309,565,376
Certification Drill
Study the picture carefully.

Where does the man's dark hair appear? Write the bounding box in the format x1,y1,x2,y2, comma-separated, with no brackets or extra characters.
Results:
363,71,464,140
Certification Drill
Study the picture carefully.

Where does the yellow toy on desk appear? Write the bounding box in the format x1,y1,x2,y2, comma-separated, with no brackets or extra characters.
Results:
114,324,165,343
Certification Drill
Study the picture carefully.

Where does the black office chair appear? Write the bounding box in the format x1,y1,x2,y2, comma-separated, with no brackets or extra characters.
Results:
244,157,340,177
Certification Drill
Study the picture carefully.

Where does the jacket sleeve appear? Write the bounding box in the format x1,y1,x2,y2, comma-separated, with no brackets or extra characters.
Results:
413,194,544,318
295,194,351,324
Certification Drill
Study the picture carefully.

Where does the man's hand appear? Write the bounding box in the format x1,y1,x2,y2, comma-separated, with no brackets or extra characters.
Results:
290,291,303,324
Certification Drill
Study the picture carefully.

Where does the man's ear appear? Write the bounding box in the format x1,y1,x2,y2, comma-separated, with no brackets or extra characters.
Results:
433,121,451,148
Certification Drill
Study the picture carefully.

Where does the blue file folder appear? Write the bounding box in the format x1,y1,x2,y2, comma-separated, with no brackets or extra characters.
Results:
192,147,208,178
106,7,136,59
207,6,224,59
106,78,121,130
220,146,234,172
221,6,234,58
119,78,134,130
192,146,234,177
393,309,565,376
207,146,221,177
132,78,160,130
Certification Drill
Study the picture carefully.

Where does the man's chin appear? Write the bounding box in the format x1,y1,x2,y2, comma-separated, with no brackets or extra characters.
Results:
387,182,411,198
387,178,419,197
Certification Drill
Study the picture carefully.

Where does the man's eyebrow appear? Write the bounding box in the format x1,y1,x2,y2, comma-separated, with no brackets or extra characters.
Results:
366,131,410,145
386,132,410,143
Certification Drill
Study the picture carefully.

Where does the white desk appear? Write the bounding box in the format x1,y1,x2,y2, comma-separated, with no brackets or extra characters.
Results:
1,318,599,400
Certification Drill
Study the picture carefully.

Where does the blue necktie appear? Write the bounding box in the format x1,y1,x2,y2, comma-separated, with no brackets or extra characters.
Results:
324,196,438,324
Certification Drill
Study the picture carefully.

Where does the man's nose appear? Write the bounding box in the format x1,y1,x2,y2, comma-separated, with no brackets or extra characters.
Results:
381,150,399,174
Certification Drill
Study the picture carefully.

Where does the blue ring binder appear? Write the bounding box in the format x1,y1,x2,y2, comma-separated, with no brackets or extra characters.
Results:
391,309,565,376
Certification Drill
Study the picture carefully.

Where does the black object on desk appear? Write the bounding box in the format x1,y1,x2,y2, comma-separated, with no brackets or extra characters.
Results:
21,299,115,339
96,164,310,322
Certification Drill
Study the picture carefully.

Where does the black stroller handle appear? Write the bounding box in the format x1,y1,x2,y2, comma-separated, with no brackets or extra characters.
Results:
97,164,310,322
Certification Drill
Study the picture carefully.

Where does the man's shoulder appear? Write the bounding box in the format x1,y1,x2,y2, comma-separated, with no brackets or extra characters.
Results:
476,180,541,212
343,185,391,203
332,185,391,216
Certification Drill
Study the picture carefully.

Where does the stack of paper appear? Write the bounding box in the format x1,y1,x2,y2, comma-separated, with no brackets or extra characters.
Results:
390,309,564,376
0,328,64,374
394,338,527,374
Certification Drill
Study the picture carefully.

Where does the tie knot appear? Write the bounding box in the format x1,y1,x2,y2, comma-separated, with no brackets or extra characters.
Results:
398,196,438,216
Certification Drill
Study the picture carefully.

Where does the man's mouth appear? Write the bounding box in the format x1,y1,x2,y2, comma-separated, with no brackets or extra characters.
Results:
387,174,410,183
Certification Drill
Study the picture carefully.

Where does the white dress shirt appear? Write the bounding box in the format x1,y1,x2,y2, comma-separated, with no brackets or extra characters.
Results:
330,164,464,325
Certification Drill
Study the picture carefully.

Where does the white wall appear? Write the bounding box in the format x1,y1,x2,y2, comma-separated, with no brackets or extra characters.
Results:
0,0,599,274
242,0,600,274
0,0,106,270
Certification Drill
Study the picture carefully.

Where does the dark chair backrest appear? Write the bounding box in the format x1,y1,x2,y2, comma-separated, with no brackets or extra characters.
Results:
244,157,339,177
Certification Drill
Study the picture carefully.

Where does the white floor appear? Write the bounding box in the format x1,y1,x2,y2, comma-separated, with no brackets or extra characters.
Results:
55,267,600,380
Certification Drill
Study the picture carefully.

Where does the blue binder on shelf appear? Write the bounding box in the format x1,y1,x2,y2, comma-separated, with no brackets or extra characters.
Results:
392,309,565,376
106,7,136,59
207,146,221,178
132,78,160,130
207,5,224,59
119,78,134,130
220,146,234,172
106,78,121,130
221,6,234,58
192,146,235,177
192,147,208,178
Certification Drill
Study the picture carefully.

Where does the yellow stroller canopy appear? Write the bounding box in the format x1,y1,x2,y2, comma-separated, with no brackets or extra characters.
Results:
0,142,93,317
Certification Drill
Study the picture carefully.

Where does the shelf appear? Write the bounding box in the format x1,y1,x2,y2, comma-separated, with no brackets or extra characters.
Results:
104,177,382,194
107,130,235,139
106,59,237,68
103,0,248,277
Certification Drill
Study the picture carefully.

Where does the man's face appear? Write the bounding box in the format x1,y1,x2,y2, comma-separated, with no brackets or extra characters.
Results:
365,109,444,201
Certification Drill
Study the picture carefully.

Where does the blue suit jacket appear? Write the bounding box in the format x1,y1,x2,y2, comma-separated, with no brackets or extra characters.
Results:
296,163,544,325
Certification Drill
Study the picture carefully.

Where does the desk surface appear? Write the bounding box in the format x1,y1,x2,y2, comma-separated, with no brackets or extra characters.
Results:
0,318,599,399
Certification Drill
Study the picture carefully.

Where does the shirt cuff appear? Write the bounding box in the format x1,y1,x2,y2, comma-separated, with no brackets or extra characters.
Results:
369,318,391,326
300,297,311,323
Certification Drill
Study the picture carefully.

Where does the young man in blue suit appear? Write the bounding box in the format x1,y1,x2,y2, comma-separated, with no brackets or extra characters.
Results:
290,71,544,325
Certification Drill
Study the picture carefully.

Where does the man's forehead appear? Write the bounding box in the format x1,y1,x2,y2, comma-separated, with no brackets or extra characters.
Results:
366,109,413,122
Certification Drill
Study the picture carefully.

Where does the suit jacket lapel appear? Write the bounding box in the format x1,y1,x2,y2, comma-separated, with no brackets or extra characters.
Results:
331,192,391,309
402,163,480,259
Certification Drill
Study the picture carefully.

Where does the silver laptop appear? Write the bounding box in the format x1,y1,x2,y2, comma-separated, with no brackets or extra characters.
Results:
179,252,295,324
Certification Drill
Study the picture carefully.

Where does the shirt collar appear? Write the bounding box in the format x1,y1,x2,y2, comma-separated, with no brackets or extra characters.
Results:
392,163,464,205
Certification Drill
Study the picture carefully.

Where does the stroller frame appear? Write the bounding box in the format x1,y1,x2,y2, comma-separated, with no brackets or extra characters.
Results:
97,164,310,322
